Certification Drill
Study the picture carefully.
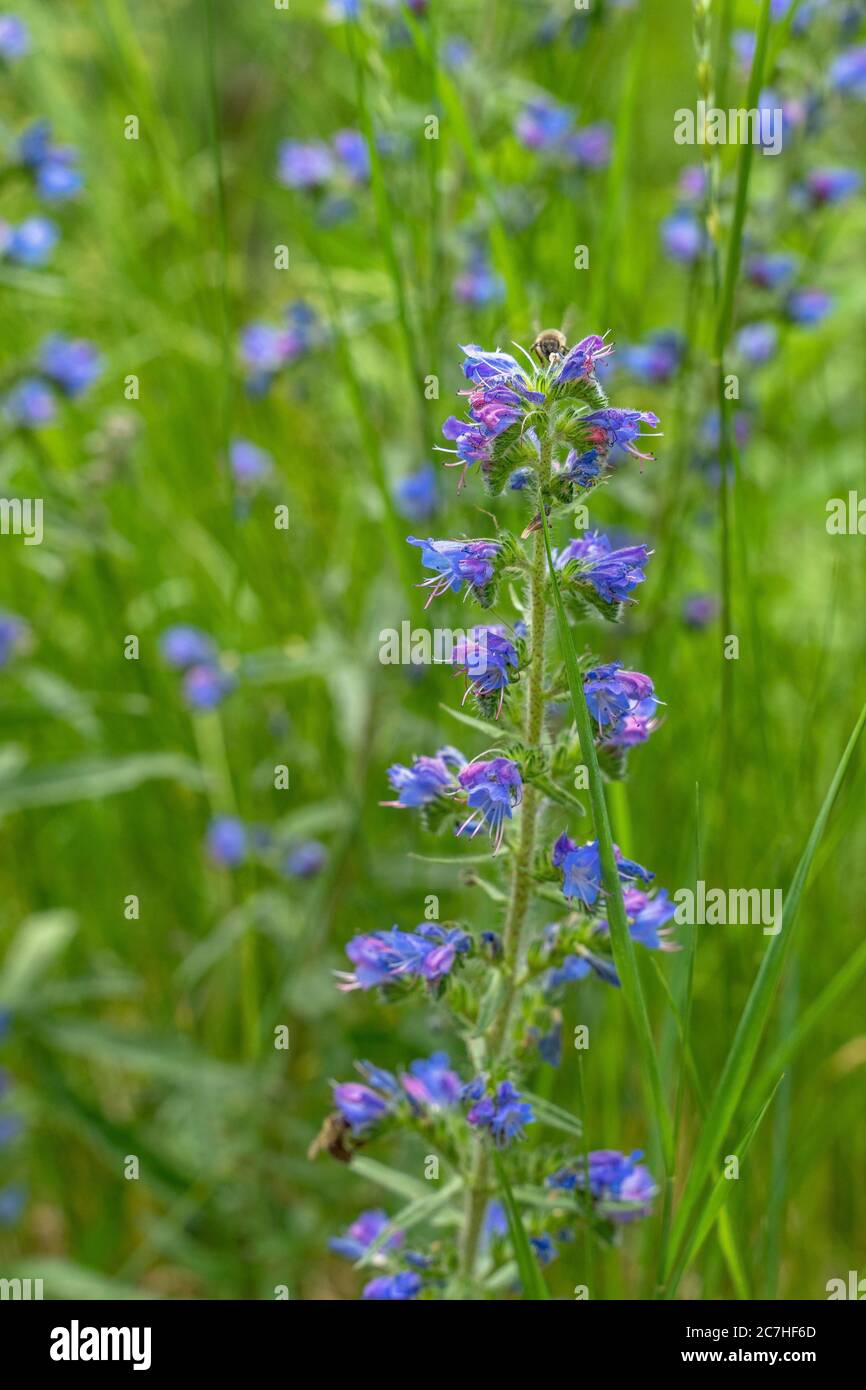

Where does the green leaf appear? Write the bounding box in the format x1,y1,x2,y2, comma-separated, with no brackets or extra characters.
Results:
0,911,77,1007
349,1156,430,1202
0,752,205,813
491,1150,550,1299
664,1078,784,1298
664,699,866,1281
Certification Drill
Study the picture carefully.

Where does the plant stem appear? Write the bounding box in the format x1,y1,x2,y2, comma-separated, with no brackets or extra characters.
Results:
456,435,553,1293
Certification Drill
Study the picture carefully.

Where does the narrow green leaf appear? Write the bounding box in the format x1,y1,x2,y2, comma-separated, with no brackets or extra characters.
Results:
665,700,866,1279
491,1150,550,1300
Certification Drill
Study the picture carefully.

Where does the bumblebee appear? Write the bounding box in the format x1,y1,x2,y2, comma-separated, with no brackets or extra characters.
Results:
531,328,568,365
307,1111,360,1165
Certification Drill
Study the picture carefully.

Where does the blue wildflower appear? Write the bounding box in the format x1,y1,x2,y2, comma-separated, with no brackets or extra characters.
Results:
277,140,334,189
456,756,522,853
4,377,55,427
332,1082,390,1131
336,924,471,992
407,536,500,607
383,746,464,808
395,463,437,521
802,167,861,207
0,16,28,60
831,43,866,98
555,530,651,606
785,287,832,325
745,252,798,289
182,664,233,710
583,663,656,734
0,612,29,667
19,121,82,200
515,98,573,150
661,208,705,264
332,128,369,183
230,438,272,486
548,1149,657,1222
401,1052,462,1111
160,626,217,670
283,840,326,879
3,215,58,266
465,1079,534,1147
39,335,102,396
620,330,683,385
450,625,520,718
453,253,505,307
735,321,778,365
329,1209,403,1263
552,833,653,908
206,816,247,868
362,1270,422,1300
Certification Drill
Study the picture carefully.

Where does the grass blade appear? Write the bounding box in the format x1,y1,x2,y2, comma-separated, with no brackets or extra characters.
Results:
491,1149,549,1300
664,699,866,1280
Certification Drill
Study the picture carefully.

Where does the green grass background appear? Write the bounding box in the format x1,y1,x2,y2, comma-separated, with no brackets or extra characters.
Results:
1,0,865,1299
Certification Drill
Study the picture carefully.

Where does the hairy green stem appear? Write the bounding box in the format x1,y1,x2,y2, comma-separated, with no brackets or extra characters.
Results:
456,436,553,1293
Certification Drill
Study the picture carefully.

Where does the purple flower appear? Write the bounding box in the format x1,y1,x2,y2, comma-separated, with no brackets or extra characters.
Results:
401,1052,462,1111
439,343,546,487
283,840,326,879
515,99,573,150
239,303,319,392
802,167,861,207
277,140,334,189
332,128,369,183
206,816,247,868
394,463,437,521
735,321,778,365
450,625,520,717
565,122,612,170
0,1184,26,1227
548,1149,657,1222
555,334,614,384
602,696,659,748
408,536,500,607
4,377,55,427
3,215,58,266
453,255,505,307
230,438,272,486
330,1209,403,1263
620,331,683,385
0,16,28,60
336,924,471,992
456,757,522,852
580,407,660,462
683,592,718,629
552,833,653,908
678,165,707,201
745,252,797,290
661,209,705,264
548,949,621,990
621,887,677,951
182,663,233,710
583,662,656,733
383,747,464,808
555,530,651,606
19,122,82,201
466,1079,534,1147
39,336,102,396
160,625,217,669
362,1270,422,1300
785,287,832,325
332,1082,390,1131
831,44,866,98
0,612,29,668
